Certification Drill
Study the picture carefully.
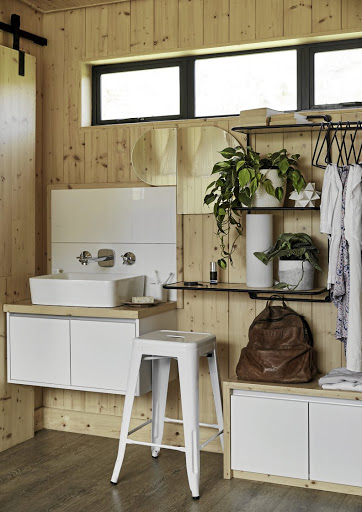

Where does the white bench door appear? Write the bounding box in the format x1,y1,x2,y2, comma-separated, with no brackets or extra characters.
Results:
231,395,309,479
70,320,136,393
310,402,362,487
9,315,70,386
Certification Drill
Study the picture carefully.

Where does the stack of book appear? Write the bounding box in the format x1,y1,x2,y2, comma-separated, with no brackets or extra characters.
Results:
269,112,312,125
239,107,284,126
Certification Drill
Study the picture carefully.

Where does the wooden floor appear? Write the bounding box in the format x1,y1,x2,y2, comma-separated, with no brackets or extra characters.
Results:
1,431,362,512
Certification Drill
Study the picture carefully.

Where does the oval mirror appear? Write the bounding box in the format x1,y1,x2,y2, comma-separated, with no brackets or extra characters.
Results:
132,128,177,186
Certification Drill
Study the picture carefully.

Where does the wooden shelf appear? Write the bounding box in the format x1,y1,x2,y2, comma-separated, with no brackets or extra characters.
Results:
234,206,320,211
163,282,330,303
231,123,323,135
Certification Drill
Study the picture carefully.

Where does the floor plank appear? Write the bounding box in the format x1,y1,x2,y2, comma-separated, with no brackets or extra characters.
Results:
0,430,362,512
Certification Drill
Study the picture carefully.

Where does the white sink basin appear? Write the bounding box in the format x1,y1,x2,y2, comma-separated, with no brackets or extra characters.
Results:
29,273,145,308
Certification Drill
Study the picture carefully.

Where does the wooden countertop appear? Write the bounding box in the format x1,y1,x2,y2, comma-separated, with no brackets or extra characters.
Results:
3,300,177,320
224,375,362,401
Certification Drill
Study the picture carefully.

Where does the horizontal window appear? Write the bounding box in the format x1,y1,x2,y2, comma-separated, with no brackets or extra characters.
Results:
92,39,362,125
195,50,297,117
101,67,181,121
314,47,362,106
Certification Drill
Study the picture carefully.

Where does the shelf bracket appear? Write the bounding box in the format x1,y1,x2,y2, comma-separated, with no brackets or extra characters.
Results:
248,291,331,303
0,14,47,76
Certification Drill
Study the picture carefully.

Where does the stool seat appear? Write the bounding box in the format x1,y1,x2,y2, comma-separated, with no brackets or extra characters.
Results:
136,330,216,354
111,329,224,499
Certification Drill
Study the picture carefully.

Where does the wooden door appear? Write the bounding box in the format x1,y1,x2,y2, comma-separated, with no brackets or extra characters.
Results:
0,45,36,452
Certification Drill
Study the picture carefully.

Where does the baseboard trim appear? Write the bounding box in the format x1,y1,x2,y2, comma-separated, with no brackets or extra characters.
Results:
232,470,362,496
42,407,222,453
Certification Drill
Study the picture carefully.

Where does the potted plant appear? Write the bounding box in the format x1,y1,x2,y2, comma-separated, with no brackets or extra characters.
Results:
253,232,322,290
203,145,306,268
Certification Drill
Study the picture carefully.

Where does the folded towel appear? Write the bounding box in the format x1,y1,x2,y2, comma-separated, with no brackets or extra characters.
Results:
319,367,362,390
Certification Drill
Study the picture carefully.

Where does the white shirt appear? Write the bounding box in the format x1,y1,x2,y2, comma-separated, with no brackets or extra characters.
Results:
320,163,343,289
344,164,362,371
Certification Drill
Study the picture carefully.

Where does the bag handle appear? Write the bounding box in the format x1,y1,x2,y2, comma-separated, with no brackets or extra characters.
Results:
266,295,287,308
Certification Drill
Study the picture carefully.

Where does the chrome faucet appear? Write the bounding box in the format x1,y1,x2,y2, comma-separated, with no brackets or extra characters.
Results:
77,249,115,267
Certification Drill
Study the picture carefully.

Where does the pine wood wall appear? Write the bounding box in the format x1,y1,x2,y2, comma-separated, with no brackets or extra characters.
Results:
38,0,362,444
2,0,362,448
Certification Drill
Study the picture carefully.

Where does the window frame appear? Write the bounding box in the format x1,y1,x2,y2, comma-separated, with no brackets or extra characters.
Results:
92,57,192,125
91,38,362,126
307,38,362,110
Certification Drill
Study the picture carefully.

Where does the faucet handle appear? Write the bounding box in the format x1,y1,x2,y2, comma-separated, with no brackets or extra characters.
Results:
121,252,136,265
77,250,92,265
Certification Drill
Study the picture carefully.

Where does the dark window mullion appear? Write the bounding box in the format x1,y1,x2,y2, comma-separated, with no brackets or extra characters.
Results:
186,58,195,119
297,47,310,110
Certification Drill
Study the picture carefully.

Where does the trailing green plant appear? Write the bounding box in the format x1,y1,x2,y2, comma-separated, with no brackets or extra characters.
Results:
254,232,322,289
203,145,306,269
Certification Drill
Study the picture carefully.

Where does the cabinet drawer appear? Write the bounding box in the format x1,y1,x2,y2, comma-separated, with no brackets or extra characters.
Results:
9,315,70,386
70,319,150,394
231,394,308,479
310,402,362,487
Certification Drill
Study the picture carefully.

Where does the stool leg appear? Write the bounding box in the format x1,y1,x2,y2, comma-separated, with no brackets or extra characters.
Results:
207,349,224,451
151,357,171,458
178,352,200,499
111,348,143,484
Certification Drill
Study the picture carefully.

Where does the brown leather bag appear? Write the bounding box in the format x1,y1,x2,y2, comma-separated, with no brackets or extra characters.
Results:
236,297,317,383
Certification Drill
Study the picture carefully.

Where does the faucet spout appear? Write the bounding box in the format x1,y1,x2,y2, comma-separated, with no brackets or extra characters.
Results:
77,249,115,267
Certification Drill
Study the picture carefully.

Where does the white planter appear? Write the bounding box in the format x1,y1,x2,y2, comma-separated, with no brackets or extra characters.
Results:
251,168,286,207
278,260,315,291
246,214,273,288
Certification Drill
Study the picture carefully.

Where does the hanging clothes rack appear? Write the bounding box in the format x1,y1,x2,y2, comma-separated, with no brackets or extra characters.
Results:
312,121,362,169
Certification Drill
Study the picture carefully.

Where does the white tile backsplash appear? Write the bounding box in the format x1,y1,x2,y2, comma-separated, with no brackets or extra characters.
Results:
50,187,177,301
51,187,176,244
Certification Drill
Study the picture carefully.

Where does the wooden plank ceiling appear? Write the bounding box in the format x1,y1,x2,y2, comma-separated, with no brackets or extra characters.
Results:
18,0,129,14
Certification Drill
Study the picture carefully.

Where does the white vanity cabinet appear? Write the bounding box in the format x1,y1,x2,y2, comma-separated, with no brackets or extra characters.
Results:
9,315,71,386
231,392,309,479
70,319,140,393
6,303,176,396
224,380,362,496
309,401,362,487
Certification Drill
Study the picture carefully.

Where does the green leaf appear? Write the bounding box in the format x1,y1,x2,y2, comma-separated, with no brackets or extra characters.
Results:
218,258,227,269
263,179,275,197
296,176,306,193
249,177,258,196
236,160,246,172
204,193,216,205
205,180,216,191
278,157,289,173
253,251,269,265
238,191,251,207
219,147,236,159
275,187,284,202
275,282,288,289
238,168,251,188
212,161,231,174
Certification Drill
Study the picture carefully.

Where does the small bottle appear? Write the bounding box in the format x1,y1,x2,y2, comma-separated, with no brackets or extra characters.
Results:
210,262,218,284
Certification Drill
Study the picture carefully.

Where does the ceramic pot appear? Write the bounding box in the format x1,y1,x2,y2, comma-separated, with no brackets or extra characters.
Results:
278,259,314,291
251,168,286,207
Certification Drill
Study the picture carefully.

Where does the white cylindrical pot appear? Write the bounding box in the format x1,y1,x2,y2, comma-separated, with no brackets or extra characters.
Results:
278,260,315,291
246,214,273,288
251,168,286,207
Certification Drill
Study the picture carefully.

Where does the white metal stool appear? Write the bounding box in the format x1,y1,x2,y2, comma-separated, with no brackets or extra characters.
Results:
111,330,224,499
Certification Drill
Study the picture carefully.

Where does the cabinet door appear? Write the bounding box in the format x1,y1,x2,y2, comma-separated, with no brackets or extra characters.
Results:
231,394,309,479
310,402,362,487
70,320,141,393
9,315,70,386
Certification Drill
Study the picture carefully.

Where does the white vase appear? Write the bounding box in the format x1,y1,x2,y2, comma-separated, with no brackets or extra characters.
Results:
246,214,273,288
278,260,315,291
251,168,286,207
